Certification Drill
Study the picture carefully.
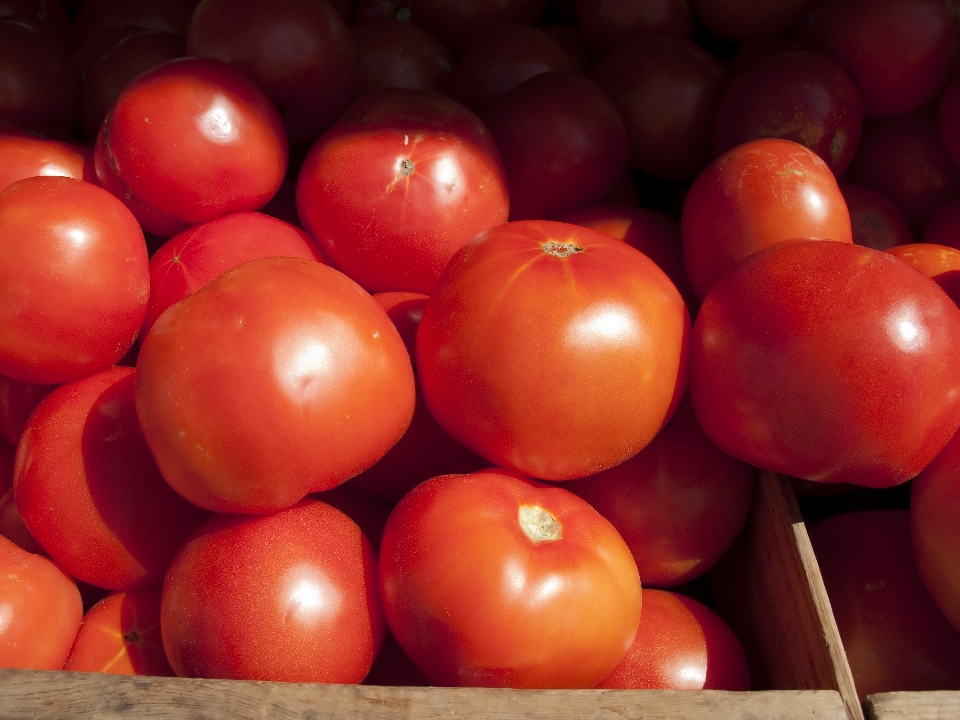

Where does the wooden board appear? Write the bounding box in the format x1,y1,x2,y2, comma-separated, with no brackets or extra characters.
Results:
0,669,847,719
865,691,960,719
710,470,864,720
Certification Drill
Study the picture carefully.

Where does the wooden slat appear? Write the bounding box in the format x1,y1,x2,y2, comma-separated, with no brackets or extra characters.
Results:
864,691,960,719
0,669,847,719
710,470,864,720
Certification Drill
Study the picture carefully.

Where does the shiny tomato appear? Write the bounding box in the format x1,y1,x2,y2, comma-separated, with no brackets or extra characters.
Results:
0,130,95,191
0,534,82,669
416,220,689,481
681,138,852,301
691,240,960,487
379,470,642,688
887,243,960,308
162,499,384,683
136,257,415,514
297,88,509,294
0,176,149,385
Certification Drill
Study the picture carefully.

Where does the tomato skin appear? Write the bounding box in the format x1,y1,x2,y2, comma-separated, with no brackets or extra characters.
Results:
14,366,210,589
297,88,509,294
0,375,55,445
0,534,82,670
161,499,384,683
887,243,960,308
841,182,914,251
0,176,149,386
136,257,416,514
681,138,852,302
691,240,960,488
417,220,689,481
0,130,96,192
379,470,642,688
352,21,455,95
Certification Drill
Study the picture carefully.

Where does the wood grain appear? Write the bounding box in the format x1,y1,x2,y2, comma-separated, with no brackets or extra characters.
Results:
710,471,864,720
865,691,960,719
0,669,847,719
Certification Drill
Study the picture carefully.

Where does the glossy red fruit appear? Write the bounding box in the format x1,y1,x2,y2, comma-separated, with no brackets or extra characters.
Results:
887,243,960,308
0,130,96,192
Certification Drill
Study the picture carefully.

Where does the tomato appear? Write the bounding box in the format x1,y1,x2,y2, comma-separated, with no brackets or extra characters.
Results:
573,0,693,57
95,57,288,236
417,220,689,481
0,130,96,192
65,588,174,676
562,393,753,587
72,0,195,46
810,510,960,699
161,499,384,683
0,533,82,670
0,488,44,556
887,243,960,308
0,441,10,499
297,88,509,294
596,589,750,690
136,257,416,514
0,176,149,386
691,240,960,487
379,470,642,688
14,366,210,589
352,21,455,95
539,24,592,75
0,375,55,446
0,0,72,45
841,182,914,251
681,138,852,301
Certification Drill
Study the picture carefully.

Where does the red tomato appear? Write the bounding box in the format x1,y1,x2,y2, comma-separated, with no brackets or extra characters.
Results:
379,470,642,688
0,374,55,445
691,240,960,488
417,220,689,481
95,57,288,236
136,257,416,514
0,130,96,192
297,88,509,294
681,138,852,301
65,588,174,676
887,243,960,308
0,441,10,498
0,488,45,556
352,21,455,95
0,176,149,385
596,589,750,690
811,510,960,700
841,182,914,251
0,534,82,669
162,499,384,683
14,366,210,589
562,393,753,587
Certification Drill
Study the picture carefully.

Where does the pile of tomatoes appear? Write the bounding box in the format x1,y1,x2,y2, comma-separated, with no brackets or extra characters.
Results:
5,0,960,699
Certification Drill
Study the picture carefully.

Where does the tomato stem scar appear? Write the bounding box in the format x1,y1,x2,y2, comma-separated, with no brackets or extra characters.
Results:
518,505,562,543
541,241,583,258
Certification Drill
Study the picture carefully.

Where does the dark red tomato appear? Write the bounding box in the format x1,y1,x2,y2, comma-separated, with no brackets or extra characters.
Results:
0,176,149,385
887,243,960,307
711,50,863,177
0,442,11,499
72,0,195,45
553,204,698,312
352,0,548,57
850,104,960,236
0,534,82,669
352,21,454,94
0,488,45,556
841,182,914,251
681,138,852,301
0,0,72,45
187,0,358,146
539,24,592,76
379,470,642,688
0,130,96,192
596,589,750,690
809,0,959,118
65,589,174,676
811,510,960,700
448,24,573,113
297,88,509,294
417,220,689,481
162,499,384,683
0,375,55,445
589,36,729,181
573,0,693,57
563,394,752,587
0,21,81,135
73,26,148,79
143,211,327,337
690,0,811,43
912,429,960,633
481,71,628,220
95,57,288,236
136,258,416,514
80,30,185,141
691,240,960,487
347,292,487,503
14,366,210,590
925,197,960,248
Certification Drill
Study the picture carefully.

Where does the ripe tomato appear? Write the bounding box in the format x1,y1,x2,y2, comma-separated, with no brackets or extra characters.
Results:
841,182,914,250
352,21,455,95
417,220,689,481
162,499,384,683
136,257,416,513
0,130,95,191
887,243,960,308
379,470,642,688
